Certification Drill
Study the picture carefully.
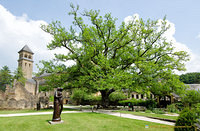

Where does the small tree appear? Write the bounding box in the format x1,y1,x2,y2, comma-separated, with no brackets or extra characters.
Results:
181,90,200,107
13,67,26,85
0,66,13,91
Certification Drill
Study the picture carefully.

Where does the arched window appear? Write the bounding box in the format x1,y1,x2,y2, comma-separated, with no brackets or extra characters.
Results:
25,63,27,66
24,54,28,58
28,55,32,59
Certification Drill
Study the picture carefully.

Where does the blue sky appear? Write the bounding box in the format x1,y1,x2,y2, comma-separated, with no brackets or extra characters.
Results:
0,0,200,74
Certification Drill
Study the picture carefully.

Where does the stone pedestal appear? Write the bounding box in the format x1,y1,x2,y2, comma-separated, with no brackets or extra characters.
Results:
48,120,64,125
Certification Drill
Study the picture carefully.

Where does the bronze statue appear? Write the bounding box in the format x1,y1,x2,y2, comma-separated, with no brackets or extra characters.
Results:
52,88,63,122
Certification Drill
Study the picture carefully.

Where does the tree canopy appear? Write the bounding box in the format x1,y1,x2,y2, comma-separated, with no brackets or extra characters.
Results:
179,72,200,84
39,4,189,107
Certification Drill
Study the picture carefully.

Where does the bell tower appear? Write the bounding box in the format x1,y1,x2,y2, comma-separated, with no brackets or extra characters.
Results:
18,45,34,79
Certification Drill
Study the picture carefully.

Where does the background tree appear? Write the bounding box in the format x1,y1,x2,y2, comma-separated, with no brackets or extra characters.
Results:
179,72,200,84
13,67,26,85
39,4,189,107
0,66,13,91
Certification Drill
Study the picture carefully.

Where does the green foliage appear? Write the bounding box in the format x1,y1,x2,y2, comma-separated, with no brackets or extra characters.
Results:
83,94,101,105
70,88,101,105
145,110,152,113
195,103,200,117
152,108,165,114
119,98,157,109
145,99,157,110
0,66,13,91
180,72,200,84
13,67,26,85
166,104,179,113
181,90,200,107
39,85,50,92
39,4,189,107
109,91,127,102
49,96,54,102
175,108,198,131
71,88,87,105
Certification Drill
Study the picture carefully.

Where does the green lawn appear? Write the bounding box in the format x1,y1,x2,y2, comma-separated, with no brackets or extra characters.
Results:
0,108,78,114
115,111,178,120
0,113,173,131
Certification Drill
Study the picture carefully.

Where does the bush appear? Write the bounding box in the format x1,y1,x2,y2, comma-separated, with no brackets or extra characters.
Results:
167,104,179,113
145,99,157,110
83,95,101,105
119,99,157,110
71,88,87,105
175,108,198,131
109,91,127,105
145,110,152,113
152,108,165,114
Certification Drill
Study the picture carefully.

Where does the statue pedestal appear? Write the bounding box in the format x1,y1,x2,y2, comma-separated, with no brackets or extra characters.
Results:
48,120,64,125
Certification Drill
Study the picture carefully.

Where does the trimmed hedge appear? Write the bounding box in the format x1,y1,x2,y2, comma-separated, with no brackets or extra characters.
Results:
118,99,157,109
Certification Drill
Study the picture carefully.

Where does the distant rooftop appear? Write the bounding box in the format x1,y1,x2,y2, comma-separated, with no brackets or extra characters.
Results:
18,45,34,54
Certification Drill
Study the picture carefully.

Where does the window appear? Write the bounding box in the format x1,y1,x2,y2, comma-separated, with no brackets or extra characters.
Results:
132,94,134,99
141,94,143,99
136,94,139,99
25,63,27,66
28,55,32,59
29,64,31,67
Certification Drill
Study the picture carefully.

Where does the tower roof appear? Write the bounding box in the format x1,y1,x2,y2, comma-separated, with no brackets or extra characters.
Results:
18,45,34,54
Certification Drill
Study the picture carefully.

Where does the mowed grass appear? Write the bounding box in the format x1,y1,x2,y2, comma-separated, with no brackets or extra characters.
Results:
0,113,174,131
0,108,78,114
115,111,178,120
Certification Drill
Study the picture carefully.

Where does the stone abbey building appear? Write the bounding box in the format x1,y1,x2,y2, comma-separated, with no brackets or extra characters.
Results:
0,45,47,109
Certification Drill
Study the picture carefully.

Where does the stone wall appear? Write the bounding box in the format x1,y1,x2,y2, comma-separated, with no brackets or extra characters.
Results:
0,82,37,109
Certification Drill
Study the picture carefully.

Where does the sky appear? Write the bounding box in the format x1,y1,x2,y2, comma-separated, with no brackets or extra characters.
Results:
0,0,200,75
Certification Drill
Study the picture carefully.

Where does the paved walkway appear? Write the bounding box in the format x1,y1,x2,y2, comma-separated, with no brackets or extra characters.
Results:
0,109,175,126
96,110,175,126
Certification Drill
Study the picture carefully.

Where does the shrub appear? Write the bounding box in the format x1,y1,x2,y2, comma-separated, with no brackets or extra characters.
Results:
145,110,152,113
109,91,127,105
83,95,101,105
145,99,157,110
71,88,87,105
167,104,179,113
152,108,165,114
119,99,157,109
175,108,198,131
175,102,184,111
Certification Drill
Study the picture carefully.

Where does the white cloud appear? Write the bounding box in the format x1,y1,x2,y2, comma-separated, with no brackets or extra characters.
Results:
0,5,73,73
124,14,200,74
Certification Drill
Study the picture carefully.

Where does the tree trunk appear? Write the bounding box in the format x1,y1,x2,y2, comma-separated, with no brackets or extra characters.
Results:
100,89,115,108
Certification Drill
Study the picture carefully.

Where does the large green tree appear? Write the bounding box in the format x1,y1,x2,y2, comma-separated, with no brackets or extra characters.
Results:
40,4,189,107
0,66,13,91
